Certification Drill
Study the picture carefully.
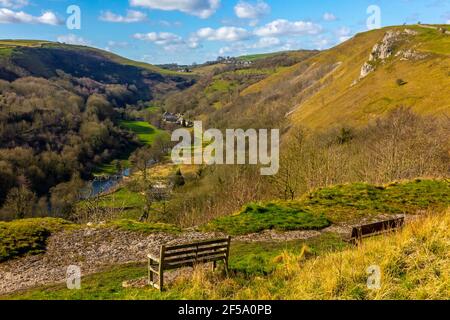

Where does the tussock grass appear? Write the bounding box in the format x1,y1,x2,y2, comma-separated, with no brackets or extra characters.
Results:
172,209,450,300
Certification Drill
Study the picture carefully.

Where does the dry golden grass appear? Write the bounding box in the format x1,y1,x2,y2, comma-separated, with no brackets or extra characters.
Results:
241,26,450,130
178,208,449,300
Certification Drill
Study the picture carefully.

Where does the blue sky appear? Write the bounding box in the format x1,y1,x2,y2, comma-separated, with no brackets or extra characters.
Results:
1,0,449,64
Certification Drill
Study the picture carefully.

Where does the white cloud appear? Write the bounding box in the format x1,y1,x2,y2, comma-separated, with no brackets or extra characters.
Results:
251,36,280,49
196,26,251,41
57,34,91,46
0,0,28,9
336,26,352,43
254,19,322,37
130,0,220,19
234,1,270,20
133,31,199,51
134,31,202,51
323,12,337,21
100,10,147,23
0,8,61,25
134,32,183,45
105,41,129,51
218,36,281,56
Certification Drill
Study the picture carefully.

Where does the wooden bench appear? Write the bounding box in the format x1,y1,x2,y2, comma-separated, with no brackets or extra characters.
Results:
148,237,231,291
349,217,405,245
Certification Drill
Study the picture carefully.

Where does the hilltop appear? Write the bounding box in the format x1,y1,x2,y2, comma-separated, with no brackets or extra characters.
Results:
0,40,193,101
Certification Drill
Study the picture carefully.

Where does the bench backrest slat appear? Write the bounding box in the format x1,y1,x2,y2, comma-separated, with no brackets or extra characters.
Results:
165,245,229,259
164,251,228,267
164,242,229,258
164,238,230,251
164,255,228,270
160,237,231,270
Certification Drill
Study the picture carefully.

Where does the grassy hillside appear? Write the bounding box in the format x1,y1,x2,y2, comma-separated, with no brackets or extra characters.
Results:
205,179,450,235
0,40,180,75
163,49,318,123
0,40,192,100
241,25,450,129
0,218,74,262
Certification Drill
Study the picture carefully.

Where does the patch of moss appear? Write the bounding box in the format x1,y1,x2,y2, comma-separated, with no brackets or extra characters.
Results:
0,218,74,262
204,201,331,236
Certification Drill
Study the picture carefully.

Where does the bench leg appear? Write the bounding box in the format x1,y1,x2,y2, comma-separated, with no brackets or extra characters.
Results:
212,261,217,272
148,260,154,286
159,270,164,292
223,259,229,277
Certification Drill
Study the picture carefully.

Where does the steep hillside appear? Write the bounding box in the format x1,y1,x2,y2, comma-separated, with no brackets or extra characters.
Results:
0,40,193,101
241,25,450,129
163,49,318,126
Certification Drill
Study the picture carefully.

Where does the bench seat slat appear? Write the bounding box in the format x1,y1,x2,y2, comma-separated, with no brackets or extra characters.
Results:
350,217,405,243
164,254,227,270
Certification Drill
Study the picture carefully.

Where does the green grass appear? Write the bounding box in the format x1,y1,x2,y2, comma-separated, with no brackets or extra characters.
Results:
302,179,450,223
230,233,347,275
119,121,169,146
77,187,145,220
238,52,282,62
203,202,331,236
0,218,74,262
97,187,145,209
205,179,450,235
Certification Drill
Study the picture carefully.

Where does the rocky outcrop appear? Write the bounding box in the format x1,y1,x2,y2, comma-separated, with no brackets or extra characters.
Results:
368,30,402,62
359,62,376,79
395,48,428,61
356,29,423,82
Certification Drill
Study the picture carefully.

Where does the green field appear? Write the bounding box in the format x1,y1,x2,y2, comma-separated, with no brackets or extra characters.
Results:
120,121,169,146
93,121,169,176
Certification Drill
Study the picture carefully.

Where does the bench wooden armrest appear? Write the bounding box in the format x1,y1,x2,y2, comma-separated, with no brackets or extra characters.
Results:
147,253,160,262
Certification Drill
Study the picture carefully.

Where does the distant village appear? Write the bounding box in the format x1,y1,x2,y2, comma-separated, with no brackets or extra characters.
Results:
158,56,254,73
162,112,194,127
